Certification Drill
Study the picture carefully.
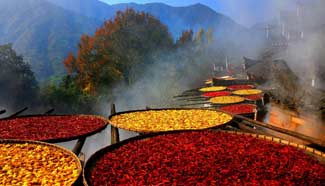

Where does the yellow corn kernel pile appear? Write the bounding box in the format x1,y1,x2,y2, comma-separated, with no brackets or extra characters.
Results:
0,143,80,186
199,86,227,92
232,89,262,95
209,96,245,104
110,110,233,132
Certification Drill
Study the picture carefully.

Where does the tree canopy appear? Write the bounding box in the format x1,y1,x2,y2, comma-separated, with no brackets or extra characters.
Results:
0,44,39,109
64,9,174,94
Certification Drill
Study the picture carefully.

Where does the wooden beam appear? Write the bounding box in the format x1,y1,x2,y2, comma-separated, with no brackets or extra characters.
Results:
234,115,325,147
72,137,86,156
0,109,6,115
43,108,55,115
8,107,28,118
110,103,120,145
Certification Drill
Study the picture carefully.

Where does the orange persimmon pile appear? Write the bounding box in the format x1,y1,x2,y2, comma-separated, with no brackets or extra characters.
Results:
0,143,80,185
110,110,233,132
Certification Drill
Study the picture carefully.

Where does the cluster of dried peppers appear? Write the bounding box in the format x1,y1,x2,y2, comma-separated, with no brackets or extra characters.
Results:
220,104,256,115
0,143,80,185
0,115,107,141
202,91,232,98
110,110,233,132
227,85,255,91
89,131,325,185
244,94,263,101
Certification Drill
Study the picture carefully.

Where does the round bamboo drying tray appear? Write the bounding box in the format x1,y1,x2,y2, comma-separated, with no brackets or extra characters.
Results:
232,89,263,96
84,130,325,186
0,139,82,185
0,114,109,143
108,108,234,133
209,96,245,105
199,86,227,92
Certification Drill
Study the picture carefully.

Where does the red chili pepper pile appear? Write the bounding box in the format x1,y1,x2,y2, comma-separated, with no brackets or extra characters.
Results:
0,115,106,141
202,91,232,98
227,85,255,91
220,104,256,115
244,94,263,101
89,131,325,185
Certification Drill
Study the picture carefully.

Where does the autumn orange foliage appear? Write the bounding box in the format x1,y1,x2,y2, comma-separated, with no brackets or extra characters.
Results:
63,9,173,94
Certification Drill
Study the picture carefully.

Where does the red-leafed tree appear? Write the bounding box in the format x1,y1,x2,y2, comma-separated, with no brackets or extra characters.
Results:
64,8,174,94
176,30,194,46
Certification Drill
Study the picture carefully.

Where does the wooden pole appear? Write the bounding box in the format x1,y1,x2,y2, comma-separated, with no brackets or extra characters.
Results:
261,97,265,106
43,108,55,115
254,109,257,121
110,103,120,145
72,137,86,156
8,107,28,118
234,115,325,147
0,109,6,115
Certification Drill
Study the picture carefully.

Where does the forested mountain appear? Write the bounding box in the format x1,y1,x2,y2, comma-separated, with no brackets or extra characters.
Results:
1,0,251,80
45,0,116,20
0,0,100,79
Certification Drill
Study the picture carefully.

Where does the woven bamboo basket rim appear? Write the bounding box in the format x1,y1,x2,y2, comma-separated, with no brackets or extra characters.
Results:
108,108,234,133
214,76,238,80
83,129,325,186
0,114,109,143
0,139,82,185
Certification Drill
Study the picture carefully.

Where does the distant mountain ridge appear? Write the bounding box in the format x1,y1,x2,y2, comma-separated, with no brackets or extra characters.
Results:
45,0,116,20
46,0,246,38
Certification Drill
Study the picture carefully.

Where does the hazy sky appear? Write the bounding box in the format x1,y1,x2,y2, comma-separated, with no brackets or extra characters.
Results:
100,0,296,26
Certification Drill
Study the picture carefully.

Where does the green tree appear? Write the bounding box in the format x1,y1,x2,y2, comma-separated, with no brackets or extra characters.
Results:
0,44,39,109
176,30,194,47
41,76,96,114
